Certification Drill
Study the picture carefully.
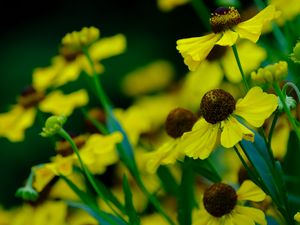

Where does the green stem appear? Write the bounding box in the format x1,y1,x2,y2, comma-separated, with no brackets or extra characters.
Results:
273,83,300,140
81,108,109,135
82,48,111,112
190,0,211,31
267,110,280,151
231,44,249,91
58,128,125,221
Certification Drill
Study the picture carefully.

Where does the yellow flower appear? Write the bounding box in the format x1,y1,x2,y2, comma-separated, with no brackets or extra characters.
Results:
176,5,279,71
146,108,197,173
193,180,267,225
269,0,300,25
121,60,175,96
33,132,122,192
294,212,300,222
33,32,126,90
178,87,277,159
0,88,88,142
62,26,100,50
251,61,288,84
11,201,68,225
157,0,189,12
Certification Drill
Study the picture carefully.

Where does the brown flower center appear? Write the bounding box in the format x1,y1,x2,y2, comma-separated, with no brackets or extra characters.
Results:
55,134,87,157
200,89,236,124
203,183,237,217
165,107,197,138
210,7,241,33
18,86,45,108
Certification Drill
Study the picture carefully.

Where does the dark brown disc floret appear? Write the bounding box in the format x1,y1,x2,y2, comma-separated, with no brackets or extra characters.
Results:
210,7,241,33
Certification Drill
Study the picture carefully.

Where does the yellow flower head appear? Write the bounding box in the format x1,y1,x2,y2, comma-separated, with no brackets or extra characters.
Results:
121,60,175,96
294,212,300,222
62,26,100,50
176,5,280,71
290,41,300,64
146,107,197,173
194,180,267,225
157,0,189,12
178,87,277,159
251,61,288,84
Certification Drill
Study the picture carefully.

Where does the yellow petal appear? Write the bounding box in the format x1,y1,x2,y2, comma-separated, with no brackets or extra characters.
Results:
32,66,58,91
222,41,266,83
146,139,181,173
192,210,212,225
221,116,254,148
231,212,255,225
294,212,300,222
89,34,126,60
235,206,267,225
176,33,221,71
235,5,280,42
39,89,89,116
216,30,238,46
33,166,55,192
234,86,278,127
180,118,219,159
237,180,266,201
0,105,36,142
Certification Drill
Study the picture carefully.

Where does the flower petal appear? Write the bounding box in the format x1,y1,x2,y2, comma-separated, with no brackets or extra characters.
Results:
179,118,219,159
39,89,89,116
235,206,267,225
216,30,238,46
0,105,36,142
231,212,255,225
176,33,221,71
221,116,254,148
235,5,280,43
146,139,182,173
237,180,266,202
192,210,212,225
234,86,278,127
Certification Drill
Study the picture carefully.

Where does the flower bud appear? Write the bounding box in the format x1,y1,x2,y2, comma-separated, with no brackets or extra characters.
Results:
40,115,67,137
15,186,39,201
290,41,300,64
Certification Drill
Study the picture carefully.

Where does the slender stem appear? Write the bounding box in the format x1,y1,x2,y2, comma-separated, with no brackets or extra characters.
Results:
267,110,280,151
58,128,125,221
231,44,249,91
282,82,300,102
81,108,108,135
82,48,111,112
190,0,211,31
273,83,300,140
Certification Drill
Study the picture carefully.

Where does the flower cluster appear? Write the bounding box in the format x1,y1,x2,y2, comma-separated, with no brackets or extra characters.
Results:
1,2,300,225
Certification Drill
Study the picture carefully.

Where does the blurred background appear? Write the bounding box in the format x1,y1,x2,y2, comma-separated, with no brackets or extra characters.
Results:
0,0,253,207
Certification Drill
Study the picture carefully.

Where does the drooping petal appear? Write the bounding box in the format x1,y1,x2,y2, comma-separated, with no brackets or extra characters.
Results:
235,5,280,43
39,89,89,116
237,180,266,202
221,116,254,148
176,33,222,71
0,105,36,142
192,210,212,225
179,61,223,110
146,139,182,173
234,86,278,127
235,206,267,225
216,30,239,46
89,34,126,60
179,118,220,159
231,212,255,225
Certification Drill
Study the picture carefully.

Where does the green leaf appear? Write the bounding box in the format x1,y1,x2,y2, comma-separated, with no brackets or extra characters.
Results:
177,158,195,225
157,166,178,196
190,158,221,183
122,174,140,225
67,201,127,225
61,175,127,225
94,179,126,214
241,133,282,205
